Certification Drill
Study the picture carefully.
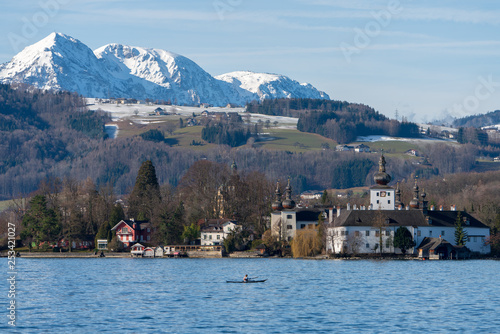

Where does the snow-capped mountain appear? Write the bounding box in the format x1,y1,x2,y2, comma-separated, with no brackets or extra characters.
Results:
0,33,330,105
216,71,330,101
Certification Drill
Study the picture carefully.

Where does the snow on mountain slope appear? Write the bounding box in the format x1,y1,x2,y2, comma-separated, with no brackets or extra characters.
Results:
0,33,112,97
0,33,331,105
215,71,330,100
95,44,232,105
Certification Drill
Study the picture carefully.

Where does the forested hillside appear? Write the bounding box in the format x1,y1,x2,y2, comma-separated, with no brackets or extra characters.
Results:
453,110,500,128
0,84,485,200
247,98,420,143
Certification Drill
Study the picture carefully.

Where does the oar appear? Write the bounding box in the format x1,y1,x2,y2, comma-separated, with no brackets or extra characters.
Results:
249,277,259,280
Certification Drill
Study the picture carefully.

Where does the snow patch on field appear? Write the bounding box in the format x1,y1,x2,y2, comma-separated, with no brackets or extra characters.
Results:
356,135,457,143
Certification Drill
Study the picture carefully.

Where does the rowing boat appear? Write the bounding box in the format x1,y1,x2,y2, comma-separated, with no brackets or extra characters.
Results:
226,279,267,283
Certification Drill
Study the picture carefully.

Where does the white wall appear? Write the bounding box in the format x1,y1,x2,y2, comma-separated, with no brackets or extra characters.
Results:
370,188,395,210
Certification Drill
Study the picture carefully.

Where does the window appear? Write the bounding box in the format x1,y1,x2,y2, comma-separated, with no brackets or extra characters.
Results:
385,230,390,236
375,231,380,237
204,235,207,240
287,225,293,230
376,200,380,204
366,231,370,236
209,235,212,240
473,236,477,242
355,231,360,237
385,239,391,248
341,230,345,236
301,224,306,229
147,236,150,241
366,243,370,248
286,214,293,219
388,200,391,204
429,230,432,236
121,227,128,234
387,192,391,196
376,192,379,196
345,231,349,235
417,230,421,237
217,235,220,240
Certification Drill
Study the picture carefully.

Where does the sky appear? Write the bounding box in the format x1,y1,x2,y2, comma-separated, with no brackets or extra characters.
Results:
0,0,499,122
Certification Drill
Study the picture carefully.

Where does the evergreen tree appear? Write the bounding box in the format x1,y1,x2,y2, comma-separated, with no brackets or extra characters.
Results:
128,160,161,220
321,190,329,205
181,223,200,244
393,226,416,254
454,212,468,246
154,201,185,245
21,195,61,249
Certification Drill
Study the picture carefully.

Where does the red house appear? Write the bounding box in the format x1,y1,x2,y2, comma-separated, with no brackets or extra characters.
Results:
111,219,152,247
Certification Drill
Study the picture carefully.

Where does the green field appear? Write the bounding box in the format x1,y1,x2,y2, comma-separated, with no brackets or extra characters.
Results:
256,128,337,152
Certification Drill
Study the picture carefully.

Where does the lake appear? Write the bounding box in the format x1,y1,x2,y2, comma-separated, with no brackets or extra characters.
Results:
1,258,500,333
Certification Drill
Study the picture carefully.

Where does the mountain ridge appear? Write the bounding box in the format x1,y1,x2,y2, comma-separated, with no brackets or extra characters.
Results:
0,33,330,106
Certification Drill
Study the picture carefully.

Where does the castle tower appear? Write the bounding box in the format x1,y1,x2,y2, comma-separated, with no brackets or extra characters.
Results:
271,181,283,211
282,178,296,210
369,153,395,210
395,182,403,209
409,178,420,209
421,189,428,214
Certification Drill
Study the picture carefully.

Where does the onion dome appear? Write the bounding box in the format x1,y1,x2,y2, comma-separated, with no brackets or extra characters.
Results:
421,189,428,212
409,179,420,209
271,181,283,211
373,153,392,186
282,178,296,210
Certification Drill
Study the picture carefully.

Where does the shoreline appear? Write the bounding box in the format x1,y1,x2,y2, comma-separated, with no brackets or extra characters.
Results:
2,251,497,260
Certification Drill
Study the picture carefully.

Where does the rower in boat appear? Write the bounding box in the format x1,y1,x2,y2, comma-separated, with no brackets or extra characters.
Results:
243,274,248,282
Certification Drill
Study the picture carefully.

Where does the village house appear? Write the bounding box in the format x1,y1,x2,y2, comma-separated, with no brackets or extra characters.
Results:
110,219,152,248
354,144,370,153
325,154,491,256
199,219,241,246
336,144,353,152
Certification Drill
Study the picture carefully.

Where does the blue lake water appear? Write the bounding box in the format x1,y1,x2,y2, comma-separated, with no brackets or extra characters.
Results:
1,258,500,333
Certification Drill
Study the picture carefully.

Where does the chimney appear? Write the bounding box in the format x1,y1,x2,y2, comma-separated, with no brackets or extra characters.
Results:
406,205,410,210
450,205,456,211
439,205,443,211
347,203,351,211
353,204,357,210
336,206,341,218
329,208,334,223
430,205,435,211
130,218,135,222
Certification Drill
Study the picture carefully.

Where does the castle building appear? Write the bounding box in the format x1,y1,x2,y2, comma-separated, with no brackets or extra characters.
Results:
326,154,491,257
270,179,332,242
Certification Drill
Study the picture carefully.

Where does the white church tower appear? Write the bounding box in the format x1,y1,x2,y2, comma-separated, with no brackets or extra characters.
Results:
369,153,395,210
